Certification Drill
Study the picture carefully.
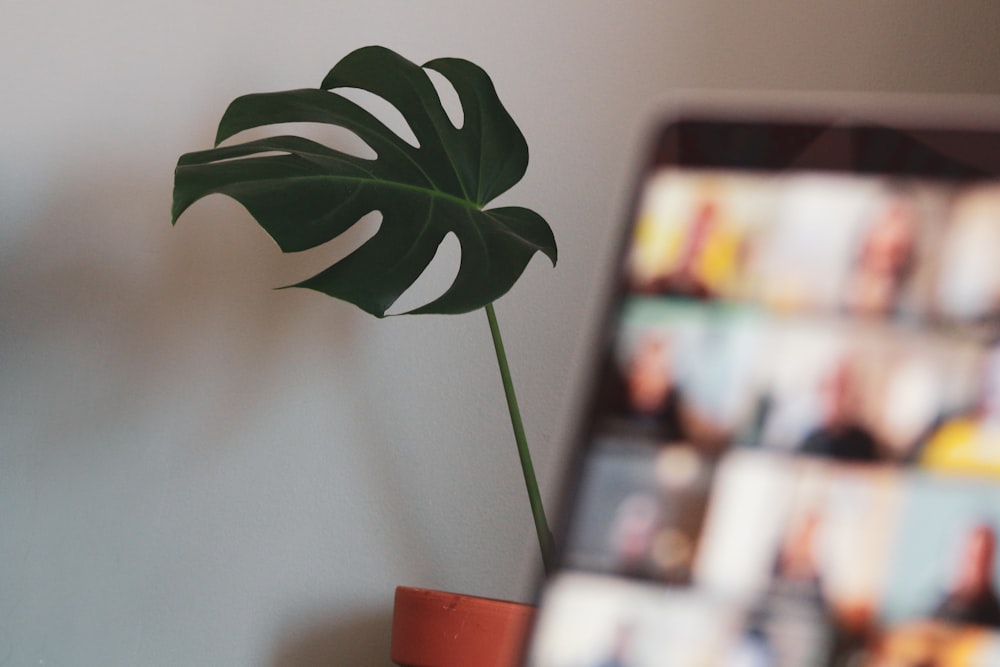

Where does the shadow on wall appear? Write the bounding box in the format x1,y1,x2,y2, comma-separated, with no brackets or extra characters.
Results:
270,610,395,667
0,151,472,664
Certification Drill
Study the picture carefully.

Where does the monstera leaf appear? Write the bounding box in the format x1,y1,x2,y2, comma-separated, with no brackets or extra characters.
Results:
173,46,557,316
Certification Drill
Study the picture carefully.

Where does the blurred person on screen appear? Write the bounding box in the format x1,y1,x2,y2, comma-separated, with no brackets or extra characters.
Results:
799,357,881,462
631,198,743,300
920,346,1000,476
843,194,919,318
932,523,1000,628
602,331,727,453
643,200,720,299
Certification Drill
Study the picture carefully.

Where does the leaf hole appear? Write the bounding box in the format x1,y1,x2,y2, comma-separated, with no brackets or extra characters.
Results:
334,87,420,149
287,210,382,279
426,69,464,130
385,232,461,315
219,122,377,161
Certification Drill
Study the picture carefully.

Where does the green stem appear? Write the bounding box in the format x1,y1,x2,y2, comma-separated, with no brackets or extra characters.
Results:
485,303,555,574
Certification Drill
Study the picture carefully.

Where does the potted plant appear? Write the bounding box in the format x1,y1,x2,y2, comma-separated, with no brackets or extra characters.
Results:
172,45,557,666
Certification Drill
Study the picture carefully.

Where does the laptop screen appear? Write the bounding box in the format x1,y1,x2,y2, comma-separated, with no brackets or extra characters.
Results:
525,112,1000,667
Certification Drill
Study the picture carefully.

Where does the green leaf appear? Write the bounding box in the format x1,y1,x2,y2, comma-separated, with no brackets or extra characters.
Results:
173,45,556,316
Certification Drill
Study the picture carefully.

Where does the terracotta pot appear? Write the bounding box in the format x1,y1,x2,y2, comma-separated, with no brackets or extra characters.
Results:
390,586,535,667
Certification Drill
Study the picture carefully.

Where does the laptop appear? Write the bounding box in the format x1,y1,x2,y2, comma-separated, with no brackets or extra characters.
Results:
524,95,1000,667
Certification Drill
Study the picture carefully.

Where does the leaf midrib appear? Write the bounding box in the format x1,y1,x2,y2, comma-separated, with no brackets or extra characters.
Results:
396,74,473,203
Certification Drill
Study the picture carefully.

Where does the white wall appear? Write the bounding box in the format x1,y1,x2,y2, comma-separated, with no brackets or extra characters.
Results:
2,2,999,665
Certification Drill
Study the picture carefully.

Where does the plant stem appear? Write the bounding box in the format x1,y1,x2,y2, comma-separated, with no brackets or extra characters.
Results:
485,303,555,574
